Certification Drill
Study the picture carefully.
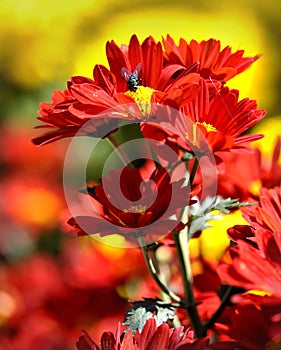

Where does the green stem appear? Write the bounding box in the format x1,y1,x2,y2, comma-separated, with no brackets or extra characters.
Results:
138,237,182,303
177,155,199,226
188,156,199,186
169,151,194,173
146,140,162,170
106,133,134,170
173,230,205,338
203,285,233,333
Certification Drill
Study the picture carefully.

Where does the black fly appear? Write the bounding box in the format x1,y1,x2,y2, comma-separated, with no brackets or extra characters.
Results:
121,63,142,92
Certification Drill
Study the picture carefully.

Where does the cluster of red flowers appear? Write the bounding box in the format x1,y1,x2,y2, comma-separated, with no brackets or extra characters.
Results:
33,35,266,238
33,35,265,151
31,35,281,349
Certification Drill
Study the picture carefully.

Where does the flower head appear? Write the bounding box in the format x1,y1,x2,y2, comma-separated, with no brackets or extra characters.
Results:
145,78,266,158
216,186,281,347
68,166,191,242
218,186,281,301
32,35,202,146
215,136,281,200
219,228,281,301
242,185,281,233
215,303,281,350
162,36,261,83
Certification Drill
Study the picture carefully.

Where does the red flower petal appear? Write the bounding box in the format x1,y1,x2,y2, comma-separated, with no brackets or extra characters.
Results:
76,330,100,350
93,65,116,96
101,332,116,350
141,37,163,89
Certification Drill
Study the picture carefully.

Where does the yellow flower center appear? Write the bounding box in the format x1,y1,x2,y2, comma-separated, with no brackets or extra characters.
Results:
195,121,217,132
246,289,272,297
125,86,155,115
124,204,147,214
186,121,218,146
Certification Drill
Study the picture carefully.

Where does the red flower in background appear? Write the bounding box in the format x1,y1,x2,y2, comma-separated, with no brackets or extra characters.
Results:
192,260,222,322
162,36,261,82
242,185,281,233
216,137,281,200
68,166,192,241
0,175,64,234
219,228,281,301
218,186,281,301
215,185,281,348
259,137,281,190
0,127,66,232
0,241,144,349
215,303,281,350
0,127,66,176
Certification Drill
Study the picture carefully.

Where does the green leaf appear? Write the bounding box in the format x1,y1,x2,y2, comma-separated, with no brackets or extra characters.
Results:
212,197,258,214
123,298,175,334
155,305,175,325
187,196,258,237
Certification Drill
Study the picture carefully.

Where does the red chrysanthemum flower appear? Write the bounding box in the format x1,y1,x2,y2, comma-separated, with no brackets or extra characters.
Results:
215,137,281,201
218,228,281,301
145,78,266,157
106,35,164,92
32,35,201,146
215,303,281,350
162,36,261,83
68,166,193,242
241,185,281,233
32,75,138,146
218,186,281,302
259,137,281,190
76,318,240,350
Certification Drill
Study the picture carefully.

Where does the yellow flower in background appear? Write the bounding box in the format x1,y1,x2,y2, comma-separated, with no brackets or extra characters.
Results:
0,0,94,87
198,210,248,262
252,116,281,162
